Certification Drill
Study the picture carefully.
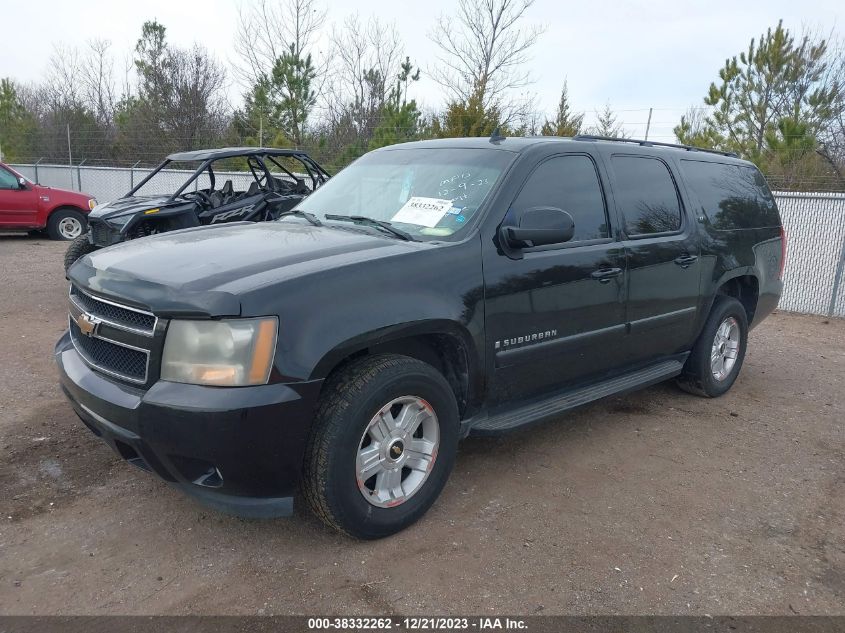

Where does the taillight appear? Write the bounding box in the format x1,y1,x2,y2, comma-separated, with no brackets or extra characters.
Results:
778,226,787,280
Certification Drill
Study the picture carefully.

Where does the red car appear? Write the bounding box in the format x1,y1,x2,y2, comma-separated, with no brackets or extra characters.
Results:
0,162,96,240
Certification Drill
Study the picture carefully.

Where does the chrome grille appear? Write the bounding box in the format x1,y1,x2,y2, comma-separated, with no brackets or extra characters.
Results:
69,286,156,336
69,319,148,383
68,285,156,385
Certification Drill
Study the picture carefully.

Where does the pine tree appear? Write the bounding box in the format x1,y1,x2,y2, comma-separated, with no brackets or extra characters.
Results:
590,102,625,138
369,58,423,150
541,81,584,136
270,44,317,147
675,21,840,161
0,79,36,161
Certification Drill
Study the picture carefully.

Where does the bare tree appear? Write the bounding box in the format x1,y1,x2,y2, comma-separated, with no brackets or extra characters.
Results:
167,45,229,146
817,39,845,183
80,39,117,126
234,0,326,87
428,0,544,112
43,44,85,112
324,14,404,134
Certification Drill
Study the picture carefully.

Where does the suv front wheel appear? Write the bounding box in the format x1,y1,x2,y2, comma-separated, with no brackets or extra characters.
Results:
303,354,459,539
678,295,749,397
47,208,87,241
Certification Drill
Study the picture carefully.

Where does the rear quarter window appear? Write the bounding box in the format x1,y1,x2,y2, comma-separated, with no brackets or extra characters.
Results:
679,160,780,229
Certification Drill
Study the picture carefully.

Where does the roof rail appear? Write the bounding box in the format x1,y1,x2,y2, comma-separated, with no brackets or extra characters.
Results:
571,134,739,158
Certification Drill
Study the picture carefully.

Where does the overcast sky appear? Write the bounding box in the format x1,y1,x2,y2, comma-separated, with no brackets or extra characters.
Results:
1,0,842,142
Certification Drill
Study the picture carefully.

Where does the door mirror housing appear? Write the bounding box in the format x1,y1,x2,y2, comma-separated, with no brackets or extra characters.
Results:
18,176,27,189
501,206,575,249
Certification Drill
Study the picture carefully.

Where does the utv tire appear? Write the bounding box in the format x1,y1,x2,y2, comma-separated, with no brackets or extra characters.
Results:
303,354,459,539
47,208,87,241
677,295,748,398
64,234,97,272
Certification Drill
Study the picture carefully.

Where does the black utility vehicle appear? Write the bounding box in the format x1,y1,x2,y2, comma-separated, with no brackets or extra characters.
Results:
64,147,329,270
57,135,785,538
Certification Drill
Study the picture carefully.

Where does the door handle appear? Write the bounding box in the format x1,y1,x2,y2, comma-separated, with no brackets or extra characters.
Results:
591,267,623,283
674,254,698,268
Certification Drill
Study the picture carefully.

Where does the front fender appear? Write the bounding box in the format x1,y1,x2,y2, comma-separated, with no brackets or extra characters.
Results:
310,318,480,380
240,240,486,389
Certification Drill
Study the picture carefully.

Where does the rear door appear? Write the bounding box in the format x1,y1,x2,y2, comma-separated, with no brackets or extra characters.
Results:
606,153,702,363
482,151,628,405
0,165,38,227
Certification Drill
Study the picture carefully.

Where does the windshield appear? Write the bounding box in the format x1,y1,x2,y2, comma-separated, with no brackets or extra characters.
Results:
295,148,514,240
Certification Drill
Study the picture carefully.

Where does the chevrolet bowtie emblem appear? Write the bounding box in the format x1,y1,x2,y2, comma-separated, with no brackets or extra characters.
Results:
76,313,100,337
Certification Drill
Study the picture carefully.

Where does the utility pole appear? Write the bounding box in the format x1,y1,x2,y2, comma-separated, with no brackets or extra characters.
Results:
259,114,264,148
66,123,74,190
644,107,653,141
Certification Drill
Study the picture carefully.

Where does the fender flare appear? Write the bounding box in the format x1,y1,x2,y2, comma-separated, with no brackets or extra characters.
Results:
697,267,759,333
309,318,480,385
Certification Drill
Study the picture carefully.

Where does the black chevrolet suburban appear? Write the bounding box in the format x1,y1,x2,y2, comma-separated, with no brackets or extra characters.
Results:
56,135,785,538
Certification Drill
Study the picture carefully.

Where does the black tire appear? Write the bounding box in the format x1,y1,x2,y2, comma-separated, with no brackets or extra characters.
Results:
677,295,748,397
46,208,87,241
303,354,459,539
64,234,98,272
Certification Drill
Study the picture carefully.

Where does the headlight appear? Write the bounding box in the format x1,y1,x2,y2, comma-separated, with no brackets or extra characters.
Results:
161,317,278,386
88,198,97,210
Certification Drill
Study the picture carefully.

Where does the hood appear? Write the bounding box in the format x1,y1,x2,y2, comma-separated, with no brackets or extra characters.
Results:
32,182,93,203
89,195,179,221
68,221,420,317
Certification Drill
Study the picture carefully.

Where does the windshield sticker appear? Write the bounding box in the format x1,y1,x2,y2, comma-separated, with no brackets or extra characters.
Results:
391,197,454,227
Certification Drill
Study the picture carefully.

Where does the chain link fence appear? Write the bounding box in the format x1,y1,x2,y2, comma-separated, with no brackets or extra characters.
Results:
9,163,845,318
775,191,845,318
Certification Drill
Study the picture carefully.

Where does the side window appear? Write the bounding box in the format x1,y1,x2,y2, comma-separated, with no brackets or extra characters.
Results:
0,168,19,190
512,155,609,242
679,160,780,229
611,156,682,235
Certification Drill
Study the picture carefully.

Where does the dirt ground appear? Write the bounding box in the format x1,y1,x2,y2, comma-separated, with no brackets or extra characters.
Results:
0,232,842,616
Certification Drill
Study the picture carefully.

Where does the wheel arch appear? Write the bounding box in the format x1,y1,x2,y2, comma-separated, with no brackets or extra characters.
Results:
310,320,480,418
705,269,760,326
47,204,88,223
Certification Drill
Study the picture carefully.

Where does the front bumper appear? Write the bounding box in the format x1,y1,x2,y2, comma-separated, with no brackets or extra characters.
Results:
55,331,322,518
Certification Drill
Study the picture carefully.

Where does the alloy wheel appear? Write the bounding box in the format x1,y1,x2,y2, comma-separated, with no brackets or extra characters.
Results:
356,396,440,508
711,316,740,381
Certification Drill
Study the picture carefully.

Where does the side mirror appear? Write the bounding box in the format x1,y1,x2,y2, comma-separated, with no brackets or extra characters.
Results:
18,177,27,189
501,206,575,249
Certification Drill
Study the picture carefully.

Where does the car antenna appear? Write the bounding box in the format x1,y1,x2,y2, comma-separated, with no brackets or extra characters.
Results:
489,128,506,144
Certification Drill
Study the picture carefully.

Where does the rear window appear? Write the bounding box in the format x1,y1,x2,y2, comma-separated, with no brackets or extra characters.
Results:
679,160,780,229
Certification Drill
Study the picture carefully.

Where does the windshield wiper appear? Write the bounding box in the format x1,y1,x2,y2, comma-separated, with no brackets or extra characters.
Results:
277,209,322,226
324,214,415,241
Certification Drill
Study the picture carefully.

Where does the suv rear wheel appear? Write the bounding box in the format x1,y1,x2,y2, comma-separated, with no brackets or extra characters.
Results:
677,295,748,397
303,354,459,539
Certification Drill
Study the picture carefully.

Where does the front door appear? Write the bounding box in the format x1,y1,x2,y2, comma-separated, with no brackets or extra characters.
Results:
482,153,628,406
605,153,702,363
0,166,38,227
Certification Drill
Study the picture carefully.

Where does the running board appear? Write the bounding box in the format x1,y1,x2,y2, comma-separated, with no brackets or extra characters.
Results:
468,359,684,435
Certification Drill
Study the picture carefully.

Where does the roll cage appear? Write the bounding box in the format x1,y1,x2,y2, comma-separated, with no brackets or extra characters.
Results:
125,148,330,201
